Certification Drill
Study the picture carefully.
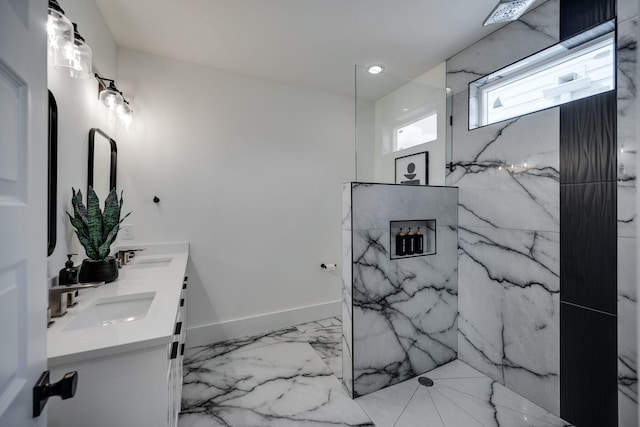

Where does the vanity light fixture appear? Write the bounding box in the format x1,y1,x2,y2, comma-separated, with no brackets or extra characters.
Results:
117,101,134,129
95,73,134,129
367,64,385,75
47,0,73,55
98,79,124,110
54,23,93,79
483,0,536,25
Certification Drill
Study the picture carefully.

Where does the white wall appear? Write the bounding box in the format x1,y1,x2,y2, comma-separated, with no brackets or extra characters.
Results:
47,0,118,279
115,49,354,337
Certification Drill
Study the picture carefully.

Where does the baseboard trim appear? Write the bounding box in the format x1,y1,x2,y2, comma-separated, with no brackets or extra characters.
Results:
186,300,341,347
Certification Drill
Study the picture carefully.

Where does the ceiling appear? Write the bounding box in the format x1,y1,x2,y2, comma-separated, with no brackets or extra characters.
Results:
95,0,543,96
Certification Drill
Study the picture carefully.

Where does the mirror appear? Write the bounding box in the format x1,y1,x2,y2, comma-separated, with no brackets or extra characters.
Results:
48,90,58,256
88,128,117,203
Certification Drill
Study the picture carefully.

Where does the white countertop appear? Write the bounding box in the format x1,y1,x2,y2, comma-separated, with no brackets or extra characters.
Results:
47,242,189,367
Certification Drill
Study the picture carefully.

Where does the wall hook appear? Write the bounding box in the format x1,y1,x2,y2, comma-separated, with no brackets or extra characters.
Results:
153,196,160,203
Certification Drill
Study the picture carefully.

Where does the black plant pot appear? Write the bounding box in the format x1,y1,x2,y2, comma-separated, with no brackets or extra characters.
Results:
78,257,119,283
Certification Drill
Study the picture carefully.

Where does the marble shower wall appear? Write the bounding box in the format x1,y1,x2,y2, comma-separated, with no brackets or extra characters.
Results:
617,5,638,426
342,183,459,397
446,0,561,416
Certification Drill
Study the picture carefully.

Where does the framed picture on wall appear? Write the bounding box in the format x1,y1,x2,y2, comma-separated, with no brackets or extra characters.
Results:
395,151,428,185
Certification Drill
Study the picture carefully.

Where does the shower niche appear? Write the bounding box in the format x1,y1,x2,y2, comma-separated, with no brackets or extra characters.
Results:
390,219,436,259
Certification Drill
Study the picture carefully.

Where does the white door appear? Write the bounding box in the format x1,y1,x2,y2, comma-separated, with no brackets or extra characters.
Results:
0,0,48,426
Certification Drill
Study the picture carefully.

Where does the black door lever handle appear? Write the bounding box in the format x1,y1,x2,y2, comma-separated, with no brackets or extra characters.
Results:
33,370,78,417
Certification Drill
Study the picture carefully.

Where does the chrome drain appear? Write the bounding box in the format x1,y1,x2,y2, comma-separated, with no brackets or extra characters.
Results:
418,377,434,387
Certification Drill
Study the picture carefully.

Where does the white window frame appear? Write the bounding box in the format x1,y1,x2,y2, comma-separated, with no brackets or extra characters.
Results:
393,111,438,153
469,20,616,130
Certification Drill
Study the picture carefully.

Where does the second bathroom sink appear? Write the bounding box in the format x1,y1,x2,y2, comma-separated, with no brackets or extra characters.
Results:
63,292,156,331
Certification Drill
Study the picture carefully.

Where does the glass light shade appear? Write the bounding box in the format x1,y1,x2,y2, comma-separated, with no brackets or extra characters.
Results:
117,102,133,129
47,8,72,55
99,86,124,110
54,34,93,79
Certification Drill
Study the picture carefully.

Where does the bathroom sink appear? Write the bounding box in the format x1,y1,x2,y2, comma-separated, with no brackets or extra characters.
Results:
131,257,173,269
63,292,156,331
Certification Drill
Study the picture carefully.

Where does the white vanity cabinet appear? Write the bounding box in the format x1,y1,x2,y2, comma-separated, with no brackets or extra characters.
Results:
47,244,189,427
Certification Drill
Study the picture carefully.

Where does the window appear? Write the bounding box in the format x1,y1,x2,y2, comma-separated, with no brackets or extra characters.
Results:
395,113,437,152
469,20,615,129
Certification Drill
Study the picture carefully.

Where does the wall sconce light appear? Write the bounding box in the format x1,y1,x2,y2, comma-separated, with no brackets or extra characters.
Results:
47,0,73,55
54,23,93,79
95,74,134,129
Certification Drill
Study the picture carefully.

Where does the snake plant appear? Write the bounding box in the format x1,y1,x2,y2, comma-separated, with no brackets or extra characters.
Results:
67,187,131,260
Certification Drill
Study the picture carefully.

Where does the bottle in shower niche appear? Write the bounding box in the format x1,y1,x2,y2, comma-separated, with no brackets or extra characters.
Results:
396,228,406,256
406,228,415,255
414,227,424,254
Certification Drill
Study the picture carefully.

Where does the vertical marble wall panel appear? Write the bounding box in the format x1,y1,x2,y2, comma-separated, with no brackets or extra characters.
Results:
341,185,353,396
448,101,560,232
446,0,559,95
343,183,458,397
446,0,561,416
617,16,638,427
618,237,638,427
617,19,637,238
458,226,560,414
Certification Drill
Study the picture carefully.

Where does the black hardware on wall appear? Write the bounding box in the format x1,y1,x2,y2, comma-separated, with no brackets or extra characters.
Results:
47,90,58,257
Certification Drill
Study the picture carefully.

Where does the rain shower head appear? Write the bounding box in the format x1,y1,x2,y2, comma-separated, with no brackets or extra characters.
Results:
483,0,536,25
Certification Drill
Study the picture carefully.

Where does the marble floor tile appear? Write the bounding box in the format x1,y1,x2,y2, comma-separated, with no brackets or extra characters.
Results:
296,317,342,332
354,376,420,427
182,323,570,427
296,317,343,380
181,337,372,427
356,360,572,427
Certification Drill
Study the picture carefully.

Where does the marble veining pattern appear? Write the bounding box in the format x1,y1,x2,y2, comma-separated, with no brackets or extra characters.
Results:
296,318,343,380
457,226,560,415
180,323,372,427
617,18,638,238
617,16,638,427
447,104,560,232
356,360,572,427
446,0,559,95
344,184,459,398
180,322,571,427
352,225,458,396
619,238,638,427
446,0,562,417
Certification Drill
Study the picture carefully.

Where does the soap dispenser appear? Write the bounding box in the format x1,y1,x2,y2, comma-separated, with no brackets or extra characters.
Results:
414,227,424,254
59,254,79,286
396,228,406,256
406,228,415,255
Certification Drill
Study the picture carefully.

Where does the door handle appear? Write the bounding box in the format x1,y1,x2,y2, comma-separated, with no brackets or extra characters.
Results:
33,370,78,417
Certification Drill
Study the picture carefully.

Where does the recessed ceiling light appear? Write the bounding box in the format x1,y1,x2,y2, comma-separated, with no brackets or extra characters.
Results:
367,64,385,75
483,0,536,26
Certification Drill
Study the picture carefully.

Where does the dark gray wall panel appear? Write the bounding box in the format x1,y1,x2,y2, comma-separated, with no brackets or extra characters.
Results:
560,182,617,314
560,0,615,41
560,302,617,427
560,91,617,184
